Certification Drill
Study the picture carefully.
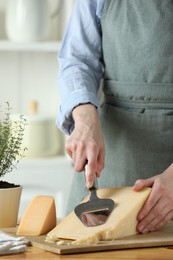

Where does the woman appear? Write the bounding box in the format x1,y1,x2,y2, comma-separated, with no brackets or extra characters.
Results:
57,0,173,234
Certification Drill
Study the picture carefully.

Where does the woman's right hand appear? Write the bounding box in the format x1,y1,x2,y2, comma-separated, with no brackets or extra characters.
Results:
65,104,105,188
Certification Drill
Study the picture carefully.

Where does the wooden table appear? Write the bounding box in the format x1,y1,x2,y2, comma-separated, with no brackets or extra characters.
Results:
1,222,173,259
1,245,173,259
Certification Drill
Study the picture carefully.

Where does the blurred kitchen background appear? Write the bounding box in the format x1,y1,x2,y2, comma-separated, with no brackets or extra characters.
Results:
0,0,75,219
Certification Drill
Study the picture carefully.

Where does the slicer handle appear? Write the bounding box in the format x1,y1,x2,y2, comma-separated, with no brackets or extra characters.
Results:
84,164,98,190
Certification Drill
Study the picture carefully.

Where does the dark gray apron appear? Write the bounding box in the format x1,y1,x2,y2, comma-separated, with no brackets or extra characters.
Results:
66,0,173,214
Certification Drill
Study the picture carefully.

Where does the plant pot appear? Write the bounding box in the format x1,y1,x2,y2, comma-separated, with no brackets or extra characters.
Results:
0,184,22,228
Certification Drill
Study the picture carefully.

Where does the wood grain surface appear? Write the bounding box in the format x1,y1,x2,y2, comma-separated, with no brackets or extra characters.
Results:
27,221,173,254
2,221,173,256
1,244,173,259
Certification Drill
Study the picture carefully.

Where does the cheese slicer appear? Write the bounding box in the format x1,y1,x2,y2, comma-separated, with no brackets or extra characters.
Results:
74,166,115,227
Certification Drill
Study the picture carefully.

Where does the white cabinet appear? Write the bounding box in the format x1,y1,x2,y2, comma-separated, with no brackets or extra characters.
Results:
0,0,75,218
0,41,74,217
0,40,61,52
0,0,75,115
0,42,61,117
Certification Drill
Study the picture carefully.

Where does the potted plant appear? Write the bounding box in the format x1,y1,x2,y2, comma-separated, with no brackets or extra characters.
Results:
0,102,27,228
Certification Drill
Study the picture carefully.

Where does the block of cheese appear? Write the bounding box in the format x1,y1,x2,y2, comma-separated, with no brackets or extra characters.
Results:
46,187,150,245
17,195,56,236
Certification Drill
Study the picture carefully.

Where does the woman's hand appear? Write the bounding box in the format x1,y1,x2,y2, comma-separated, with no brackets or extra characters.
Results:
65,104,105,188
133,163,173,233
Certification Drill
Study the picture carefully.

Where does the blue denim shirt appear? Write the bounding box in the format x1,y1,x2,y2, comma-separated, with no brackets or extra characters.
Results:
57,0,105,134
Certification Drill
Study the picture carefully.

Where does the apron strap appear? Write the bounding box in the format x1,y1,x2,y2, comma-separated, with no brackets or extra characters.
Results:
103,80,173,109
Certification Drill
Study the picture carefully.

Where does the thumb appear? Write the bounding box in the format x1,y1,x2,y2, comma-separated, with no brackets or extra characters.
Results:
85,164,95,189
132,177,154,192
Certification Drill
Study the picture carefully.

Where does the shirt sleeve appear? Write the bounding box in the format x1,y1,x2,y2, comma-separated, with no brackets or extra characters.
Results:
56,0,104,135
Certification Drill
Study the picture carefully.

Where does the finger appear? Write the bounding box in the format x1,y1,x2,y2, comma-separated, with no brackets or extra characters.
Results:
65,138,77,162
70,138,89,171
65,141,73,159
74,142,88,172
145,206,168,233
86,161,97,188
137,196,168,233
132,178,154,192
153,209,173,231
140,193,173,233
95,148,105,178
137,181,162,221
139,207,173,233
86,150,99,188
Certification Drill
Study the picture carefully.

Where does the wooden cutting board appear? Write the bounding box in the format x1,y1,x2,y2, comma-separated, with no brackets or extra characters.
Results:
20,221,173,255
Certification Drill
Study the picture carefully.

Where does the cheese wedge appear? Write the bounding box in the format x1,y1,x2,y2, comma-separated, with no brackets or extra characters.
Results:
46,187,150,245
17,195,56,236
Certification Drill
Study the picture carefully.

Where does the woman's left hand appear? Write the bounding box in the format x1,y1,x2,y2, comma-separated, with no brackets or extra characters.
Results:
132,163,173,233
